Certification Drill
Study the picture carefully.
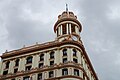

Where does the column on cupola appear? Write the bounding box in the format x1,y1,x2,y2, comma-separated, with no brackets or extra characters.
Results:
60,25,62,35
58,26,60,36
69,23,72,34
8,60,14,74
66,23,69,34
75,26,79,35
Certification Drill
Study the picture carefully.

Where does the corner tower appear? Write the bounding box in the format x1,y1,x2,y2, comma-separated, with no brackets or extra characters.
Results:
0,8,98,80
54,10,82,42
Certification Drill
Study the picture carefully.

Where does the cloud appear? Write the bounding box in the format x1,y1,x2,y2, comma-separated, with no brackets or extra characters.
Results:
0,0,120,80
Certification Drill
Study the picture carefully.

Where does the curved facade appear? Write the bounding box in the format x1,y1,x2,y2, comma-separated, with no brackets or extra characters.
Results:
0,10,98,80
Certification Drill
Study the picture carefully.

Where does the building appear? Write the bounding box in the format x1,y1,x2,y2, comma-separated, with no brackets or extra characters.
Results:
0,9,98,80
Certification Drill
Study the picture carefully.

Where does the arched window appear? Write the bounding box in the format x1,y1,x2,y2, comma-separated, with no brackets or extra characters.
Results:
62,68,68,75
26,56,33,64
73,49,77,57
50,51,54,59
40,54,44,61
15,59,19,66
5,61,10,69
63,49,67,56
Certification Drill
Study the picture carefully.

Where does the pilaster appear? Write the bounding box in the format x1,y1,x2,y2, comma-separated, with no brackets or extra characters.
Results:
8,60,14,74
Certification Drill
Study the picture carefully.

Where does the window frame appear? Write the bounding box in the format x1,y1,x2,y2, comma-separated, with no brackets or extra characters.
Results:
26,56,33,64
38,73,42,80
49,71,54,78
74,69,79,76
50,51,54,59
40,54,44,61
62,68,68,76
63,49,67,56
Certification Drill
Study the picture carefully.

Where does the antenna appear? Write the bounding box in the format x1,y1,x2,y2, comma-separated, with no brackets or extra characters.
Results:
66,4,68,11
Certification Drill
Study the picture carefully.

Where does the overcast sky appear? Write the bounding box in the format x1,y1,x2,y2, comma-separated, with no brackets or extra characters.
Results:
0,0,120,80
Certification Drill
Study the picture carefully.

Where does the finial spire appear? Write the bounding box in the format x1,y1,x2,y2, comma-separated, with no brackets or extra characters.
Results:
66,4,68,11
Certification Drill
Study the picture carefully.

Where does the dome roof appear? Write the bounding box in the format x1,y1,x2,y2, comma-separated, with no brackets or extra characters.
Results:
54,11,82,33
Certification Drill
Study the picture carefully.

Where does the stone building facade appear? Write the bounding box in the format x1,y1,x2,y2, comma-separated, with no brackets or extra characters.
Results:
0,10,98,80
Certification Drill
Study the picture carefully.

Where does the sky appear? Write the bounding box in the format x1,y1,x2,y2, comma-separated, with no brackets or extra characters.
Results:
0,0,120,80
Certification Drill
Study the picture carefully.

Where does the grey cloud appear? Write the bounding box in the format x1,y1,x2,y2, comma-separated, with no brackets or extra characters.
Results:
0,0,120,80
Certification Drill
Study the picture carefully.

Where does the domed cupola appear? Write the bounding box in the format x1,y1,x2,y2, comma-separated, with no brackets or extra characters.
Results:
54,6,82,42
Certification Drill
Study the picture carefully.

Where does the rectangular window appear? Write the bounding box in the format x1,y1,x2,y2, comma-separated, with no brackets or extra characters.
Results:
63,49,67,56
14,68,18,73
3,70,8,75
50,52,54,59
63,58,67,63
49,71,54,78
26,57,32,64
39,63,43,68
38,73,42,80
6,61,10,69
62,69,68,75
50,61,54,66
23,76,30,80
74,69,79,76
73,58,78,63
15,59,19,66
40,54,44,61
25,66,31,71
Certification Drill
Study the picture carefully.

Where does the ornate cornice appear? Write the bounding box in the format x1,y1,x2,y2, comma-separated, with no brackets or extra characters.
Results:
1,40,98,80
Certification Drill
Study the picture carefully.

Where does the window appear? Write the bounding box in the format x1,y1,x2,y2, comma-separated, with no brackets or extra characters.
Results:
14,68,18,73
71,24,75,33
63,58,67,63
62,24,67,34
15,59,19,66
49,71,54,78
23,76,30,80
39,63,43,68
62,68,68,75
6,61,10,69
73,58,78,63
50,51,54,59
3,70,8,75
63,49,67,56
83,73,85,80
26,56,32,64
73,49,77,57
25,66,31,71
50,61,54,66
74,69,79,76
38,73,42,80
40,54,44,61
